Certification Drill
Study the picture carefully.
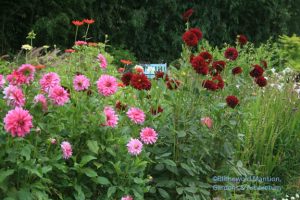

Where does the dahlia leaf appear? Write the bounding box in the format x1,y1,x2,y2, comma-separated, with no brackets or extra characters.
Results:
92,176,111,185
0,169,14,183
82,168,98,178
87,140,99,155
80,155,97,167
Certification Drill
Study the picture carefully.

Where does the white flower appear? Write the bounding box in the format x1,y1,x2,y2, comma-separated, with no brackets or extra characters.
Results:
291,197,295,200
236,85,240,89
271,68,276,73
21,44,33,51
282,67,292,74
295,193,299,198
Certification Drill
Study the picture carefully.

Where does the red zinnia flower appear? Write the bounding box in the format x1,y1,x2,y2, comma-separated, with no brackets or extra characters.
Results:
166,79,181,90
65,49,75,53
226,96,239,108
121,72,133,86
224,47,239,61
232,67,243,75
212,60,226,72
182,30,198,47
120,59,132,65
255,76,267,87
151,106,164,115
182,8,194,22
199,51,213,63
237,34,248,46
83,19,95,24
189,28,203,40
72,20,84,26
202,80,218,91
191,56,209,75
250,65,264,78
130,73,151,90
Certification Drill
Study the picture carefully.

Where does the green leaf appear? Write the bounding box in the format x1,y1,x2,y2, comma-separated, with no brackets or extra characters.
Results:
20,145,31,160
92,176,111,185
82,168,98,177
74,184,85,200
0,169,14,183
158,188,170,199
42,166,52,174
107,186,117,198
133,177,144,184
176,187,184,195
162,159,176,167
87,140,99,155
177,130,186,138
80,155,97,167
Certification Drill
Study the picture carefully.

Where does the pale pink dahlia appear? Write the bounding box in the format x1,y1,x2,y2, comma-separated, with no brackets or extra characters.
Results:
33,94,48,111
201,117,213,129
3,85,26,107
48,85,69,106
17,64,36,84
126,107,145,124
96,75,118,96
127,138,143,155
73,75,90,91
4,107,33,137
6,70,26,86
39,72,61,93
121,195,133,200
103,106,119,128
97,54,108,69
140,127,158,144
0,74,5,89
61,141,72,159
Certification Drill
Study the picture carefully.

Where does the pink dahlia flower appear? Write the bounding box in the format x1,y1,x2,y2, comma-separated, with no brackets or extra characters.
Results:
0,74,5,89
96,75,118,96
103,106,119,127
126,107,145,124
3,85,26,107
121,195,133,200
17,64,36,84
4,107,33,137
48,85,69,106
61,141,72,159
73,75,90,91
75,40,87,46
127,138,143,155
140,127,158,144
33,94,48,111
6,70,26,86
97,54,108,69
201,117,213,129
39,72,61,93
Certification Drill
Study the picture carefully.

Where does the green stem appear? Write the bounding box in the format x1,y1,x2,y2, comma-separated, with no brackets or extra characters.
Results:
74,26,79,43
84,24,90,42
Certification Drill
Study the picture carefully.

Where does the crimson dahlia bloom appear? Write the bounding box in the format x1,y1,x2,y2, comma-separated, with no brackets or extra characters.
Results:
155,71,169,81
182,8,194,22
202,80,218,91
199,51,213,63
191,56,209,75
226,96,239,108
121,72,133,86
4,107,33,137
182,30,198,47
232,67,243,75
250,65,264,78
212,75,224,89
255,76,267,87
224,47,238,61
130,73,151,90
212,61,226,72
189,28,202,40
237,34,248,46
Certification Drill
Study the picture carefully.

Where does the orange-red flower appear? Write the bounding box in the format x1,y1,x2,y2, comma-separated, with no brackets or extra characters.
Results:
88,42,98,47
118,82,125,87
118,68,125,73
72,20,84,26
65,49,75,53
120,59,132,65
83,19,95,24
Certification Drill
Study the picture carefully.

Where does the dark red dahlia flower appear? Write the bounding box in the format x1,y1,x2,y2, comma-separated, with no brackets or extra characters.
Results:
166,79,181,90
155,71,169,81
255,76,267,87
151,106,164,115
182,30,198,47
237,34,248,46
182,8,194,22
250,65,264,78
121,72,133,86
224,47,239,61
199,51,213,63
212,60,226,72
189,28,203,40
191,56,209,75
212,75,224,89
202,80,218,91
130,73,151,90
115,100,127,111
232,67,243,75
226,96,239,108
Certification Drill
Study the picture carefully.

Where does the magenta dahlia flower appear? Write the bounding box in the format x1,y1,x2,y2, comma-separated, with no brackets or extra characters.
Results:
3,85,26,107
39,72,61,92
17,64,36,84
97,54,108,69
127,138,143,155
61,141,72,159
96,75,118,96
140,127,158,144
103,106,119,128
73,75,90,91
126,107,145,124
4,107,33,137
6,70,26,86
121,195,133,200
48,85,69,106
33,94,48,111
